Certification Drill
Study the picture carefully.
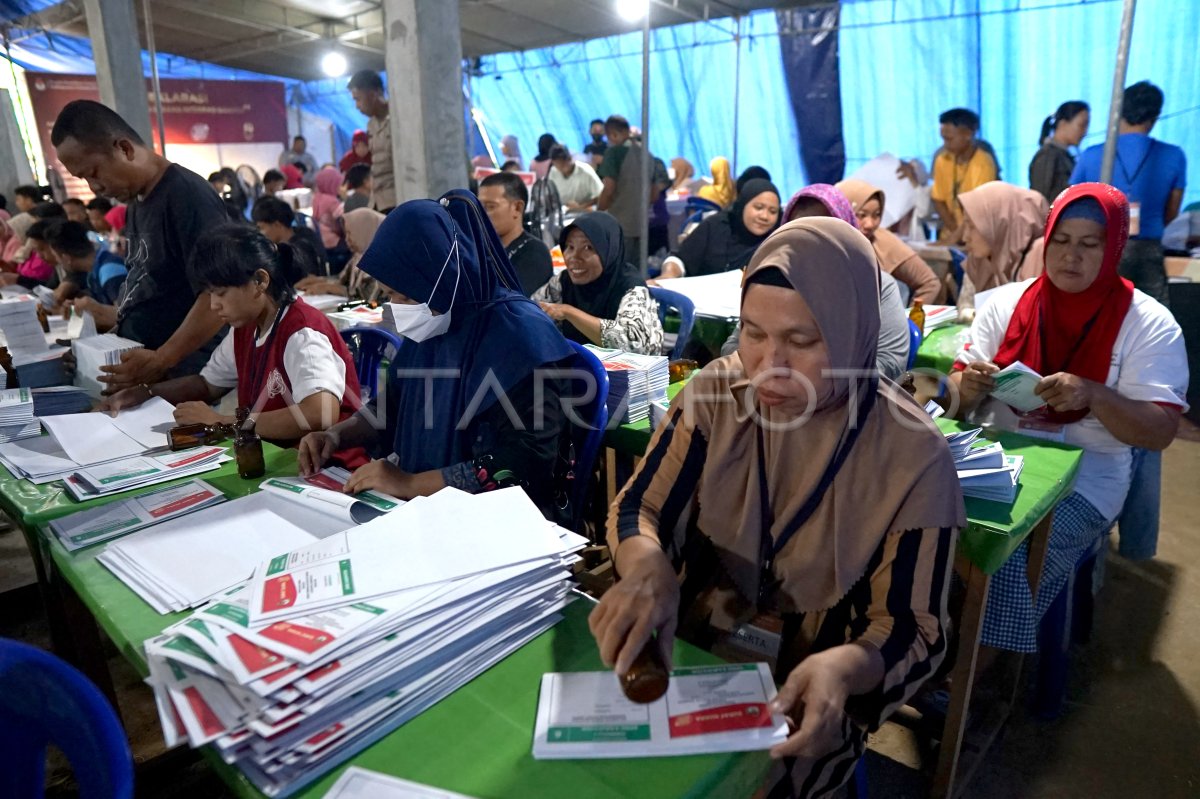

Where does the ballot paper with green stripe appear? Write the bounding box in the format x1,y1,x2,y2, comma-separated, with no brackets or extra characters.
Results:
49,479,226,551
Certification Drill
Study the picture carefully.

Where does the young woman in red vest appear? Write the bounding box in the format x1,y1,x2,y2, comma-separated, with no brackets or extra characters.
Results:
102,225,363,448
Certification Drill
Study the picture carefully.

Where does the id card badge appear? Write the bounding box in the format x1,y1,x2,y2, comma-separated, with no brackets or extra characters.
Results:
1129,202,1141,237
1017,417,1067,442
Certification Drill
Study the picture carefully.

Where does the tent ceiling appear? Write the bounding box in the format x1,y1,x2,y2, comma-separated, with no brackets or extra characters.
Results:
7,0,801,81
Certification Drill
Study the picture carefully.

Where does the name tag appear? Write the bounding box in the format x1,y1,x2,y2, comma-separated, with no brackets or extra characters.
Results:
1017,417,1066,442
1129,202,1141,237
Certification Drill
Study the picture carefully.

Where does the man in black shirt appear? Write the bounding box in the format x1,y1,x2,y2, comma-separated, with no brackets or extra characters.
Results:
583,118,607,168
251,197,329,277
52,100,228,391
478,172,552,297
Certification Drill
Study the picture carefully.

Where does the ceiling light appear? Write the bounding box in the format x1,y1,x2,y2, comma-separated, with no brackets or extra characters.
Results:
321,51,347,78
615,0,649,23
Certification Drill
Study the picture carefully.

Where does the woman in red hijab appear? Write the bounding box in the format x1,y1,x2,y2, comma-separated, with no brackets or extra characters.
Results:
338,130,372,174
280,163,305,190
948,183,1188,653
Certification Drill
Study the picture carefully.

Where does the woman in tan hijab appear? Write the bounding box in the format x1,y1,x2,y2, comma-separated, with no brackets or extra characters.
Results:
295,208,386,301
838,178,945,304
669,157,695,194
959,182,1049,292
590,218,964,797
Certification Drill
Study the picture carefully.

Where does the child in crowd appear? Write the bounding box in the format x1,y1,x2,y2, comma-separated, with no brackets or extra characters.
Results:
101,225,363,451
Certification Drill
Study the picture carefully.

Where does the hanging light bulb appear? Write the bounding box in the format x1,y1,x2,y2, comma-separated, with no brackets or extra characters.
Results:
321,51,347,78
615,0,650,23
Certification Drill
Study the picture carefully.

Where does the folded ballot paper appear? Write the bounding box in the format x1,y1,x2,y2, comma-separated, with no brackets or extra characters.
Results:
989,361,1046,413
62,445,231,501
0,388,40,444
945,427,1024,505
0,295,51,356
533,664,788,759
50,479,226,552
323,768,478,799
585,345,669,425
72,333,143,399
139,486,587,798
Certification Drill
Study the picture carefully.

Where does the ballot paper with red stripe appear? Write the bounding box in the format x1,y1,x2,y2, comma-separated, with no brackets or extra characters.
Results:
142,485,588,799
533,664,788,759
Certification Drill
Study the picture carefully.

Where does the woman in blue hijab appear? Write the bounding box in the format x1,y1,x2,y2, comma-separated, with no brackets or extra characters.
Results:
298,190,577,518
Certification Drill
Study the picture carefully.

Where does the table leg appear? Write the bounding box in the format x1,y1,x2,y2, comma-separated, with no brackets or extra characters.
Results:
1024,511,1056,604
18,521,82,664
931,552,989,799
50,556,123,725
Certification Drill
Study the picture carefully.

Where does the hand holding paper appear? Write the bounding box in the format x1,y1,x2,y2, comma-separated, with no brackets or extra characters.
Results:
1034,372,1096,414
988,361,1045,413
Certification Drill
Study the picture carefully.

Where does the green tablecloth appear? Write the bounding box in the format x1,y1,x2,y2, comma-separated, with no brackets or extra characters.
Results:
914,323,968,376
18,447,767,799
604,396,1081,577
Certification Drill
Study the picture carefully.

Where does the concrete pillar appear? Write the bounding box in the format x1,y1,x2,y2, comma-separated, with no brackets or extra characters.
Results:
82,0,152,145
0,90,36,196
381,0,469,202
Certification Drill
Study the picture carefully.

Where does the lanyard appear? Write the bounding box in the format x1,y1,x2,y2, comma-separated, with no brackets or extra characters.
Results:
247,301,289,405
1115,140,1156,187
754,382,877,609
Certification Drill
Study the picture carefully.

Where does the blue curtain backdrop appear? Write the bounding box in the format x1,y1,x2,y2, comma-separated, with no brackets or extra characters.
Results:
776,5,845,185
468,11,808,196
839,0,1200,205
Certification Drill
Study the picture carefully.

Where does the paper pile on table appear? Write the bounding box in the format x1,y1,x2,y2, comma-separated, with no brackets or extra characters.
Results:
649,397,671,429
0,296,50,356
0,388,40,443
0,398,178,484
533,663,789,759
31,385,93,417
298,293,346,312
51,478,226,551
587,346,669,425
62,445,231,501
914,304,959,333
72,333,142,399
141,487,586,798
330,305,384,331
324,768,479,799
945,428,1023,504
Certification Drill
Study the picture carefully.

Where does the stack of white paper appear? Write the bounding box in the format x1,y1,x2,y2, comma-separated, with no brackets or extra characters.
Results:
0,388,40,443
945,428,1024,504
50,479,226,551
652,271,744,319
330,305,384,331
141,487,586,798
72,333,142,399
63,445,231,501
0,296,50,357
587,346,669,425
40,397,176,465
913,304,959,333
533,664,789,759
649,397,671,429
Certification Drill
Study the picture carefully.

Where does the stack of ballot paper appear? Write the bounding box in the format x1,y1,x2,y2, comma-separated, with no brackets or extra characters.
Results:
138,486,586,798
73,333,142,399
533,663,788,759
31,385,93,417
330,305,384,331
0,296,50,357
586,345,669,425
914,304,960,333
649,396,671,429
62,445,231,501
988,360,1046,413
0,398,178,483
0,388,40,443
51,479,226,551
945,427,1024,504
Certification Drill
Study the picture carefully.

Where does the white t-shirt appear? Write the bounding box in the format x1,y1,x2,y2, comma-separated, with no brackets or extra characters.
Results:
549,160,604,207
956,279,1189,521
200,305,347,405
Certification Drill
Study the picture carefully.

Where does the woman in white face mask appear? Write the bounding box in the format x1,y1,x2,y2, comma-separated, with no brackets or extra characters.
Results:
297,190,579,521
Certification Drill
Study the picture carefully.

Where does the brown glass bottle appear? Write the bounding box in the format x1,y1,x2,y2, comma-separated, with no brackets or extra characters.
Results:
908,299,926,336
621,637,670,704
233,407,265,479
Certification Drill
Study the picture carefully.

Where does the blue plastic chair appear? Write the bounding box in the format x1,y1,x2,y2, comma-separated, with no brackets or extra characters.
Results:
1033,535,1105,719
563,341,610,533
340,326,404,405
0,638,133,799
906,318,924,371
648,286,696,360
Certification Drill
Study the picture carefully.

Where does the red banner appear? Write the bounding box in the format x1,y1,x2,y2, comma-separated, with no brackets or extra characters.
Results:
25,71,287,157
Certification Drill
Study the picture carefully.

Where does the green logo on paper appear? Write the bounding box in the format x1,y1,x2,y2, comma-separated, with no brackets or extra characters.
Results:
349,602,384,615
267,479,304,493
547,725,651,742
339,559,355,595
265,555,290,575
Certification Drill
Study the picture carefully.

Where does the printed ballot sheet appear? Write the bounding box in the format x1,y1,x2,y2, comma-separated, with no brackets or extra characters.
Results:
50,479,225,551
533,663,788,759
324,767,479,799
989,360,1046,413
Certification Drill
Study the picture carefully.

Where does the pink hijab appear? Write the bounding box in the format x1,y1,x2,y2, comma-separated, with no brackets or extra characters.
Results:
784,184,859,228
312,167,345,250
